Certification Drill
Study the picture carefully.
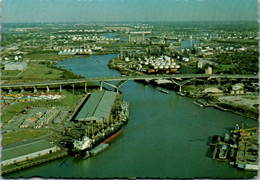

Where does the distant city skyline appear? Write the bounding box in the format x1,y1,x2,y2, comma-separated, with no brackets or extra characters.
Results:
1,0,258,23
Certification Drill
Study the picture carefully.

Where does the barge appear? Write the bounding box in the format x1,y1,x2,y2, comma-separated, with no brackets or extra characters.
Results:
90,143,109,156
158,88,170,94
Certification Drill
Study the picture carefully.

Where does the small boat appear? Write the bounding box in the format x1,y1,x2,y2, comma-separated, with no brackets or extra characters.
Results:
158,88,170,94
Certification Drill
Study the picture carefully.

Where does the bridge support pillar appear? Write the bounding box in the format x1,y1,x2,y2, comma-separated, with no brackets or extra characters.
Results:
33,86,37,93
115,88,119,94
72,84,75,94
20,87,24,94
179,85,182,92
84,82,87,93
217,78,221,85
8,88,12,94
100,81,103,91
46,85,50,93
59,85,62,92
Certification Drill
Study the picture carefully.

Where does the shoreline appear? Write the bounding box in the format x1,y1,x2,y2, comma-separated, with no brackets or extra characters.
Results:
107,58,259,121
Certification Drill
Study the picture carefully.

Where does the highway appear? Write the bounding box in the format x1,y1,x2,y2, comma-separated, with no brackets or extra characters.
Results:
1,74,258,88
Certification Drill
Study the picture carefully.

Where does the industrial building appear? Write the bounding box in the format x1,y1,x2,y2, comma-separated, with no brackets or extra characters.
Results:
75,91,117,123
1,139,59,167
231,83,244,94
4,61,27,70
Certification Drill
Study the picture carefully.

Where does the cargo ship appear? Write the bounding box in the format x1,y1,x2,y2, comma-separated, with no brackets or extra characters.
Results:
71,100,129,156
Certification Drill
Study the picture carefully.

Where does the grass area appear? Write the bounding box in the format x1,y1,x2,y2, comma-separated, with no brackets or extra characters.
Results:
1,103,29,125
220,65,233,71
1,70,21,77
19,63,64,81
2,129,48,146
58,90,83,107
24,52,78,61
2,61,84,83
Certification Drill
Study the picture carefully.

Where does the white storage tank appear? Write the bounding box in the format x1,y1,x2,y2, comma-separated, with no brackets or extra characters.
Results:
125,57,130,62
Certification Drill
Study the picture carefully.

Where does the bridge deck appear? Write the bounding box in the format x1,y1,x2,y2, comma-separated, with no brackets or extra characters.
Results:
1,74,258,88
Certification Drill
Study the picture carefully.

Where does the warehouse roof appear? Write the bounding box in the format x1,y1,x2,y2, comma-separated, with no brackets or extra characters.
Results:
2,139,55,161
75,91,117,121
5,61,27,65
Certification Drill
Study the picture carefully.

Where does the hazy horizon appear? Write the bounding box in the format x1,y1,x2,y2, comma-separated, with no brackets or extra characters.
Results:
1,0,258,23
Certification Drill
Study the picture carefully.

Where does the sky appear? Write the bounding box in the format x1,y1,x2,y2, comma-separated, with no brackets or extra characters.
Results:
1,0,258,23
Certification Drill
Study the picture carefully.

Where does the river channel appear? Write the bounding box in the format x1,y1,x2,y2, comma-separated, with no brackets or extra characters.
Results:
6,54,258,178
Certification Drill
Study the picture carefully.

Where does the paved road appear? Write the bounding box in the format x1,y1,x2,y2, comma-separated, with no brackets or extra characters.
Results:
1,74,258,88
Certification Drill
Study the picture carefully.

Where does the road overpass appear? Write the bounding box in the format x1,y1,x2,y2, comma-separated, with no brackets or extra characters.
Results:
1,74,258,93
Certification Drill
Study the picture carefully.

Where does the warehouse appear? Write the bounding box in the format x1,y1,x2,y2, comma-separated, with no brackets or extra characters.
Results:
75,91,117,123
5,61,27,70
1,139,59,167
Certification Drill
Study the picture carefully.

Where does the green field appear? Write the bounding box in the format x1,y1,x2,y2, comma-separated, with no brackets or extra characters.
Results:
19,63,64,80
1,70,21,77
24,52,78,61
2,129,48,146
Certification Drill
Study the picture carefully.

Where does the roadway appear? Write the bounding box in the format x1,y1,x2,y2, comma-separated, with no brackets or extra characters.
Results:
1,74,258,88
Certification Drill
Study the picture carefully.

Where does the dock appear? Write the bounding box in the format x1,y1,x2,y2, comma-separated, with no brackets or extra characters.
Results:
210,124,259,171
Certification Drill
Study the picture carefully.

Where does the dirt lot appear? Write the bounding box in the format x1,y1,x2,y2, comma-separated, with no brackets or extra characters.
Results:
217,95,259,110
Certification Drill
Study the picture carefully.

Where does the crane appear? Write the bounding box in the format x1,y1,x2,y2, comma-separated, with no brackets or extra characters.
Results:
232,123,258,151
231,123,258,134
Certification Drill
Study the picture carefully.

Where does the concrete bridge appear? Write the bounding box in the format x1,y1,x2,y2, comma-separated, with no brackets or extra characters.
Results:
1,74,258,94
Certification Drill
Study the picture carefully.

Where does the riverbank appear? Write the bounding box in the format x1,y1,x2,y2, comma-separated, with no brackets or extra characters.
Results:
1,51,116,84
5,53,259,179
181,85,259,120
1,147,68,176
108,58,259,120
